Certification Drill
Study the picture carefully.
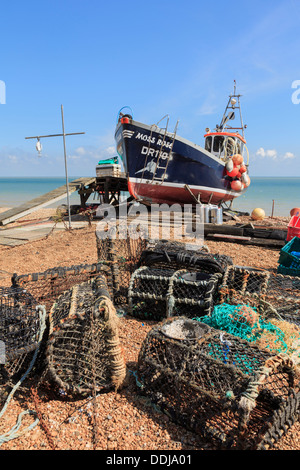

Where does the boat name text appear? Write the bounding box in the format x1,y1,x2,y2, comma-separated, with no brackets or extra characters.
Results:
135,132,173,149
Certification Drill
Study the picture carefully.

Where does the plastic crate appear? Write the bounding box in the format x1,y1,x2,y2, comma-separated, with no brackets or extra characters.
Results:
277,264,300,277
279,236,300,269
287,215,300,241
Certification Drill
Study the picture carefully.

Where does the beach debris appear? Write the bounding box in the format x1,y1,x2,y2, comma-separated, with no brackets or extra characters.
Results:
251,208,265,220
137,315,300,450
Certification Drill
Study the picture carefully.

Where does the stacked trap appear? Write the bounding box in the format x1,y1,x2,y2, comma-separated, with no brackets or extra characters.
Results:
128,240,232,320
137,316,300,450
96,224,148,304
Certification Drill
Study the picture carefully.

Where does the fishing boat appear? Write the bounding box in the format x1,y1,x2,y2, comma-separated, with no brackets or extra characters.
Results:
114,82,250,207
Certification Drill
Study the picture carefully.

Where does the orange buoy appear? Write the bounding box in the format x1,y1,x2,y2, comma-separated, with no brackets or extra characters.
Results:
231,179,243,191
239,164,247,174
227,167,239,178
232,154,244,166
290,207,300,217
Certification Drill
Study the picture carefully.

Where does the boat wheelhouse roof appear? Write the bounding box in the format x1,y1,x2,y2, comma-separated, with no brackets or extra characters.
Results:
204,131,246,144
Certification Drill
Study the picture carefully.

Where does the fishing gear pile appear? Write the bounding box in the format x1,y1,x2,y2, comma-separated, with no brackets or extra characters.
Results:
137,316,300,450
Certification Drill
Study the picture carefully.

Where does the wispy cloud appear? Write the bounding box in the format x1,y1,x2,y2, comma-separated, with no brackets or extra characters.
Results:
283,151,296,159
69,144,116,161
255,147,297,161
256,147,278,160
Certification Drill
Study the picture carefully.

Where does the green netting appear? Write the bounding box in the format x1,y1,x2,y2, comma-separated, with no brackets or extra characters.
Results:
195,303,300,362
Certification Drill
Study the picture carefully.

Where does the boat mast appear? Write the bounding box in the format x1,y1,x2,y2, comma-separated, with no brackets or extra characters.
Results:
218,80,245,139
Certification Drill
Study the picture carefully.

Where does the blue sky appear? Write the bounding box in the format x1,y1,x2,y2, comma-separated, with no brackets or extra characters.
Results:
1,0,300,177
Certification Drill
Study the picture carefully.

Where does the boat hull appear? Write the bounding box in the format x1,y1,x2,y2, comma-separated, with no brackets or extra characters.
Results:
115,119,245,206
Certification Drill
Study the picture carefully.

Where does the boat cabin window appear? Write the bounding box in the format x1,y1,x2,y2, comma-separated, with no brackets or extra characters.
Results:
205,134,243,157
213,136,225,153
205,136,212,152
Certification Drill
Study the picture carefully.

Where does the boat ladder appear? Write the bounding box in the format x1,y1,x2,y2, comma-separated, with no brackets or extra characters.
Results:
150,119,179,185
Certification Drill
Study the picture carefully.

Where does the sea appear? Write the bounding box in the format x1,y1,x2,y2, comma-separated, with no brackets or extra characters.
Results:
0,176,299,217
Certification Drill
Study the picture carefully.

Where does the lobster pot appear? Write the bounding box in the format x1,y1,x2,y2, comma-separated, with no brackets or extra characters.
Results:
0,287,44,394
96,224,148,304
129,268,174,320
45,275,126,396
219,265,270,308
139,239,233,274
12,263,109,313
128,267,222,320
137,317,300,450
264,273,300,325
219,266,300,325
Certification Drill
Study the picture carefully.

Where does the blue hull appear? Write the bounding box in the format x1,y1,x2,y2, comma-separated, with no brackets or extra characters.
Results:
115,119,245,205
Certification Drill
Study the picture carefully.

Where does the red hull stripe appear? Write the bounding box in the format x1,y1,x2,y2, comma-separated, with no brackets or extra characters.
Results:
128,178,241,205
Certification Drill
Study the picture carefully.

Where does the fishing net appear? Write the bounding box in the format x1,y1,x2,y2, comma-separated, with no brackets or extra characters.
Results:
44,275,126,397
198,303,300,364
11,263,109,313
137,316,300,450
96,224,148,304
0,287,46,398
128,266,222,320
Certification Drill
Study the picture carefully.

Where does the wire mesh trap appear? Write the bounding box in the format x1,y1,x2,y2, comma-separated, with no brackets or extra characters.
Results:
128,266,222,321
127,239,232,321
96,224,148,304
137,316,300,450
219,265,300,325
11,262,110,313
0,287,45,397
44,275,126,397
